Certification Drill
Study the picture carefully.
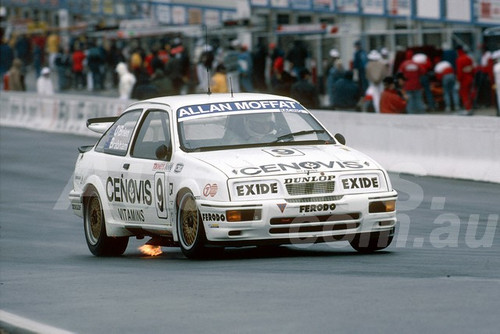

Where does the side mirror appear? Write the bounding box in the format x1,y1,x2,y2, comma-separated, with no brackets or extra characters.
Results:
155,144,172,161
334,133,346,145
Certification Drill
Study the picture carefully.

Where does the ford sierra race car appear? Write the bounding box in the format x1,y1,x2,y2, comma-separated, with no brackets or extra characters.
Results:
69,93,397,258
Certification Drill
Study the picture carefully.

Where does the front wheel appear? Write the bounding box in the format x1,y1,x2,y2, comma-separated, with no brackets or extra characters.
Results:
177,192,208,259
349,231,393,254
84,187,128,256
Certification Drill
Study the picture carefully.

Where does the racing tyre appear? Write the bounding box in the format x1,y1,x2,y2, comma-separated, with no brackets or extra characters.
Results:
349,231,393,254
177,192,208,259
84,187,128,256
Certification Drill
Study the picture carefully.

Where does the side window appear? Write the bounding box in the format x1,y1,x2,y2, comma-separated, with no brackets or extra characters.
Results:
131,110,171,160
95,110,141,156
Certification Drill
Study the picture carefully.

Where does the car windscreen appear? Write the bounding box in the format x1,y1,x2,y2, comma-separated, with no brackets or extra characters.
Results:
178,109,334,152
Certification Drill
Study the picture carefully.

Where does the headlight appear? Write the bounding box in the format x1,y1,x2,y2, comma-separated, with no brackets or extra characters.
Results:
369,200,396,213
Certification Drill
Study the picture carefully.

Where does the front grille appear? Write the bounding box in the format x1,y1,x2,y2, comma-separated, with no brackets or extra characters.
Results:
286,195,343,203
285,181,335,195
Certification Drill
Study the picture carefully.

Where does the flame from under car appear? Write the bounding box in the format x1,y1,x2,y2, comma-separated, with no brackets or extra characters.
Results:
139,244,163,256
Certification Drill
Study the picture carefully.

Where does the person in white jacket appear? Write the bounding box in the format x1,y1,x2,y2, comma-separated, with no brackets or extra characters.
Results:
36,67,54,96
115,62,136,100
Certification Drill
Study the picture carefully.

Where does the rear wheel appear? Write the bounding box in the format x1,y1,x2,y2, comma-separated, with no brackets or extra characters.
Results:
177,192,208,259
349,231,393,253
84,187,128,256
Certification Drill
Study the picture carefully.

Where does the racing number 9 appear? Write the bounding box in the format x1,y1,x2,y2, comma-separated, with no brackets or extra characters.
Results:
154,172,168,219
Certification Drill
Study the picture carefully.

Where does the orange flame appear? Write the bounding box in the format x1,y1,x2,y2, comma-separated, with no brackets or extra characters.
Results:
139,244,163,256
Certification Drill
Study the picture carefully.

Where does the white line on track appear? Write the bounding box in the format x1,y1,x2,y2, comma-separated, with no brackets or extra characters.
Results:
0,310,75,334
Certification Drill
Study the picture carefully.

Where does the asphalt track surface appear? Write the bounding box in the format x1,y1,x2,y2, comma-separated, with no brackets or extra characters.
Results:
0,127,499,334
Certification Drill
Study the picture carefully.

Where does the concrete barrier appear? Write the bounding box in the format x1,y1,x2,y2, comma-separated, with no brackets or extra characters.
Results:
312,110,500,184
0,92,131,137
1,92,498,183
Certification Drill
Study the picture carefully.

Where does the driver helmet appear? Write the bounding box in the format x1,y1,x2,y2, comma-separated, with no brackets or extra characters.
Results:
244,113,276,138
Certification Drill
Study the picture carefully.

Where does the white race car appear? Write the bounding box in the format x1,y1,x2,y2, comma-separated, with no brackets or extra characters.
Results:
69,93,397,258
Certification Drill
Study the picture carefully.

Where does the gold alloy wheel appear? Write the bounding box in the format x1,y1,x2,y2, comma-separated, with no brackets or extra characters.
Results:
180,195,198,248
87,196,102,245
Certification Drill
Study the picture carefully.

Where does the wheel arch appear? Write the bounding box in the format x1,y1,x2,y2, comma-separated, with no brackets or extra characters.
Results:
81,175,124,237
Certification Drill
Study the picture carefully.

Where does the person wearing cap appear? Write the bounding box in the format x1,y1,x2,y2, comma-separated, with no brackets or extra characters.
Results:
380,76,407,114
37,67,54,96
434,60,460,112
455,45,475,114
365,50,389,113
413,53,436,111
326,48,345,108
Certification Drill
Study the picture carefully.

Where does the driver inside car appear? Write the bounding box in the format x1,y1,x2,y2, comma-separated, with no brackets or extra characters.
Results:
242,113,278,142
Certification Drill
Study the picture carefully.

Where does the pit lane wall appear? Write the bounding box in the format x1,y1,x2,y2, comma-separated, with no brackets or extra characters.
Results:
0,92,131,138
0,92,498,183
312,110,500,184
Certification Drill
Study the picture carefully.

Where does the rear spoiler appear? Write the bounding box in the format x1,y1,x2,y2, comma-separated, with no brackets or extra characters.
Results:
86,117,118,134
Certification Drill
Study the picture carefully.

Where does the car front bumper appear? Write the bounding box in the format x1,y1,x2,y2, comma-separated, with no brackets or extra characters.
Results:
198,190,398,246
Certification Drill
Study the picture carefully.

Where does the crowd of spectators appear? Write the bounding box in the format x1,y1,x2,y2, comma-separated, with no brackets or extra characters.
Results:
1,28,499,115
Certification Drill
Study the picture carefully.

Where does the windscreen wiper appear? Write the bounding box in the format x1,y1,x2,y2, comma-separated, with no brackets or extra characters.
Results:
273,129,326,142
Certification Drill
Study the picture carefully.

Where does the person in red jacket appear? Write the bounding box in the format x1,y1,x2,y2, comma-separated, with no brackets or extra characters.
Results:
455,45,475,114
72,44,86,89
380,76,407,114
398,50,425,113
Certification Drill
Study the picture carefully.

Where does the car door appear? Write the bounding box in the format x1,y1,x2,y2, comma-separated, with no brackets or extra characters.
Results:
93,109,143,226
127,108,173,229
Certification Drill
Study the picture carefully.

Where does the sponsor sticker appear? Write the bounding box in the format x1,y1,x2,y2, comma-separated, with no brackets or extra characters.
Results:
277,203,287,213
263,148,304,157
235,181,279,198
340,174,381,193
174,163,184,173
203,183,218,197
299,203,336,213
177,100,306,119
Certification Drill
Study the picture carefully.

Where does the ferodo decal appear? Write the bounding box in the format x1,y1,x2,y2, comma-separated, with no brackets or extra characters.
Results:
203,184,218,197
106,176,152,205
201,212,226,222
299,203,336,213
237,160,364,175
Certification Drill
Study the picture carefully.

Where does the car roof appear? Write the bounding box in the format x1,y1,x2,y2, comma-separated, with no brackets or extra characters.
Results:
128,93,300,111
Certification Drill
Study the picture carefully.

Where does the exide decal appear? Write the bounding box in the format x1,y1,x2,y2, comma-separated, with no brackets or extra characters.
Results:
342,177,379,189
238,161,364,175
236,183,278,196
106,176,152,205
